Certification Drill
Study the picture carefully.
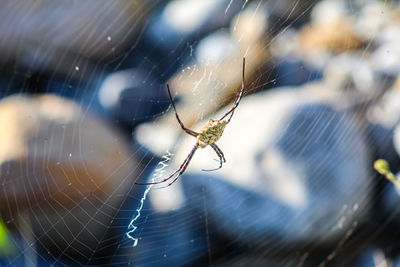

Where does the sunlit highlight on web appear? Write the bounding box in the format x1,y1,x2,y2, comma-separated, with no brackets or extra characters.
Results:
126,151,173,246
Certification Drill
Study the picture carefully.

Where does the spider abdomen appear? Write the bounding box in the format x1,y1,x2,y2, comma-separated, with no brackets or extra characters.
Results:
197,119,227,148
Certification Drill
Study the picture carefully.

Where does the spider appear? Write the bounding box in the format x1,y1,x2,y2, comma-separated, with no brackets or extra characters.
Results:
136,58,246,187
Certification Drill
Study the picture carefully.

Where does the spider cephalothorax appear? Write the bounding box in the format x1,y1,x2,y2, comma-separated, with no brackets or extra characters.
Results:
136,58,246,187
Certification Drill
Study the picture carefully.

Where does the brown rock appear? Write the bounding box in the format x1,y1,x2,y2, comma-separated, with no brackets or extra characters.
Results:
299,18,363,53
164,5,270,129
0,94,137,260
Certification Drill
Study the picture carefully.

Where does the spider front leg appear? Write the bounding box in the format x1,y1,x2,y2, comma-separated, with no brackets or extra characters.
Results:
167,84,198,137
135,141,199,186
219,57,245,124
202,143,226,172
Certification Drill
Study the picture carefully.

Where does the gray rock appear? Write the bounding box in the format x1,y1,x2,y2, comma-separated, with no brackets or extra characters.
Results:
0,0,153,75
394,125,400,159
369,89,400,160
354,248,391,267
382,179,400,221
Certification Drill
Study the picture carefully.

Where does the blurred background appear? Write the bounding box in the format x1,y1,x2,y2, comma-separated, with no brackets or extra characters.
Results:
1,0,400,266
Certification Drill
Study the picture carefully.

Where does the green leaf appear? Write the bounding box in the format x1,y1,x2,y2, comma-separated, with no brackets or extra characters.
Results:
374,159,400,188
0,219,15,256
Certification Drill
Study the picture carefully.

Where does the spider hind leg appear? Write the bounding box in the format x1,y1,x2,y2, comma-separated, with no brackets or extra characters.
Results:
135,141,199,186
201,143,226,172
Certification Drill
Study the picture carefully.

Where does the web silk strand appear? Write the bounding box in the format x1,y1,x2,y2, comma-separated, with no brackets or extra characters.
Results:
126,151,173,246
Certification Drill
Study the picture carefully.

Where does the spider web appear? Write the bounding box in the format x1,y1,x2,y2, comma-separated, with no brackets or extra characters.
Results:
0,0,399,266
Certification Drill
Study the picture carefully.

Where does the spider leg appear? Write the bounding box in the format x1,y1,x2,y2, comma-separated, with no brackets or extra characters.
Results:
156,142,200,188
135,141,199,186
167,84,199,137
219,57,245,124
202,143,226,172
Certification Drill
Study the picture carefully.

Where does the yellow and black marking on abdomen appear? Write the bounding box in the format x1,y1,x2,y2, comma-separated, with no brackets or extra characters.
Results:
197,119,227,148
